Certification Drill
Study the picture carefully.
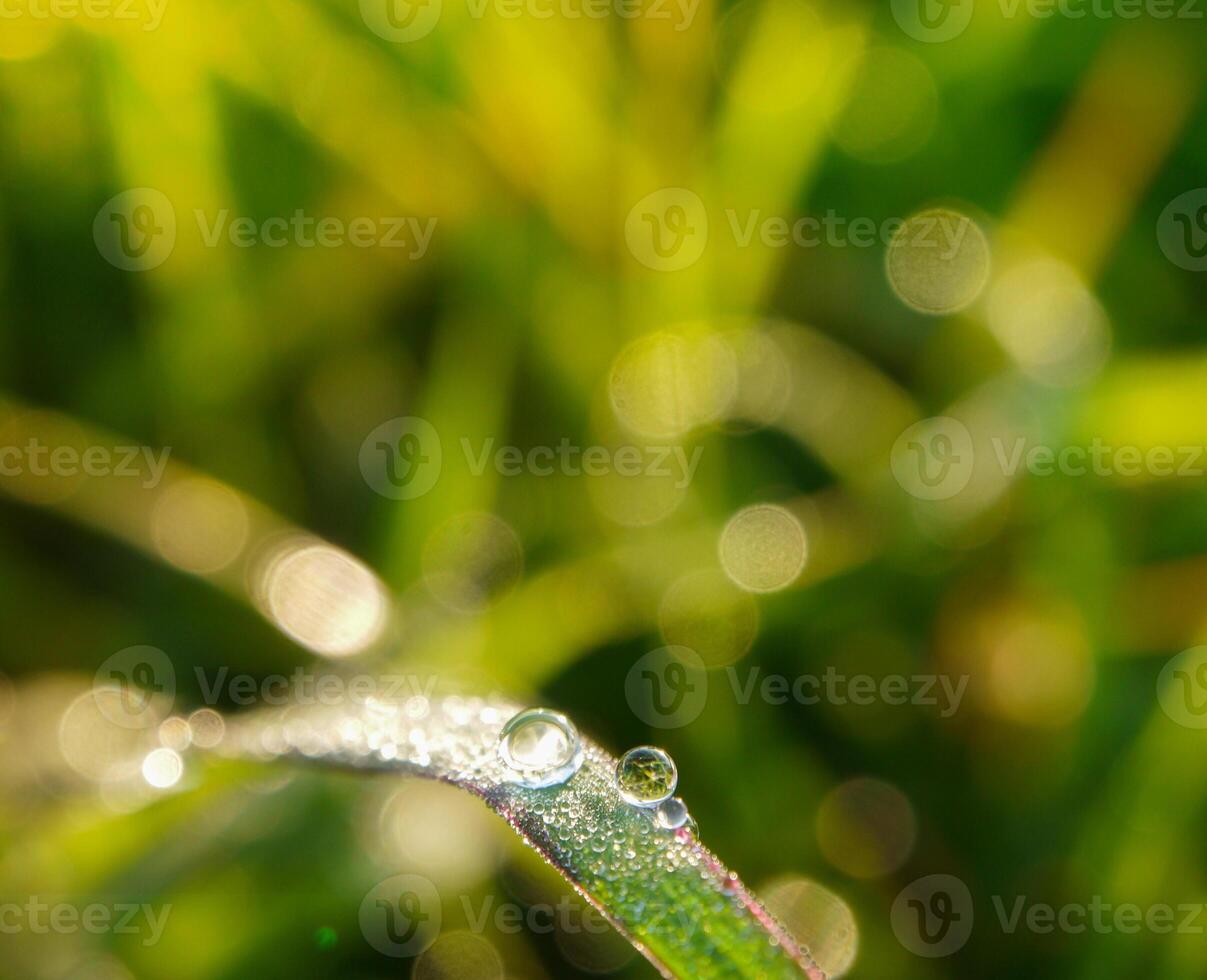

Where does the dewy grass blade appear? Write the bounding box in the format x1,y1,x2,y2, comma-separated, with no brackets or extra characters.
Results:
211,692,825,979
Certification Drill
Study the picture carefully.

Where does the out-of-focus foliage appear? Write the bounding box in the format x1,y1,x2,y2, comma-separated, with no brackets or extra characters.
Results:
0,0,1206,978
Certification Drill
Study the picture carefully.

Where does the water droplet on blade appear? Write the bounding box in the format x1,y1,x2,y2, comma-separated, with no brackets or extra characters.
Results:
616,746,677,807
654,796,693,831
497,708,584,788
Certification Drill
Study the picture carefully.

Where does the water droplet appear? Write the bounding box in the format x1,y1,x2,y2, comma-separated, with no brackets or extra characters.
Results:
497,708,583,788
654,796,693,831
615,746,677,807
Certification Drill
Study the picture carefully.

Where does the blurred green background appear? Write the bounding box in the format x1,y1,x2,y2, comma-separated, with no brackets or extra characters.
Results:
1,0,1206,977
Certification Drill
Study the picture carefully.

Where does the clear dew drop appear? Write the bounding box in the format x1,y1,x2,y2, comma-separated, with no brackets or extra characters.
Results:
654,796,694,832
615,746,678,807
497,707,584,789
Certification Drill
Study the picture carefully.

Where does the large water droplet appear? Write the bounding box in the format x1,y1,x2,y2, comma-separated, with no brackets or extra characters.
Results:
616,746,677,807
497,708,583,788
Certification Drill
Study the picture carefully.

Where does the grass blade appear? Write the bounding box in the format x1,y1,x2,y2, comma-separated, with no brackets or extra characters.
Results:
215,692,824,979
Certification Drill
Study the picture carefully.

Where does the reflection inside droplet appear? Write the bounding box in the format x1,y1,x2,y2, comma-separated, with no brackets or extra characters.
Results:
615,746,677,807
654,796,694,832
497,708,584,789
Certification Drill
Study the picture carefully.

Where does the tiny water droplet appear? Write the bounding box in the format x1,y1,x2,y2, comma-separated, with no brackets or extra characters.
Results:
497,707,584,788
615,745,677,807
654,796,692,831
